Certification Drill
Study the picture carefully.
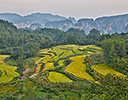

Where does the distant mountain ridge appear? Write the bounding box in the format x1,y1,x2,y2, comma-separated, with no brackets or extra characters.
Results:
0,13,128,34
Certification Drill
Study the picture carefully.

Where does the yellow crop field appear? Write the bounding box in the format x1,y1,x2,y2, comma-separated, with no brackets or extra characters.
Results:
0,55,10,60
59,50,74,58
0,64,19,84
86,51,94,54
39,45,102,63
65,55,95,82
35,57,45,64
87,45,102,50
42,55,52,63
72,48,84,54
48,72,72,82
49,56,60,62
58,60,65,66
34,57,40,64
52,48,63,56
39,48,51,53
79,45,102,51
0,60,4,64
47,53,55,57
38,45,102,82
35,64,42,73
92,64,126,77
42,62,54,72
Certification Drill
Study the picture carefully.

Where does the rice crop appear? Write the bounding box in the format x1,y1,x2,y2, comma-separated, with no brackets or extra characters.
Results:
48,71,72,82
92,64,126,77
65,55,95,82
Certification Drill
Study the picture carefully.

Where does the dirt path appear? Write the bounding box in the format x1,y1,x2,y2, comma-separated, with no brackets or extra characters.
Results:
23,68,31,74
22,68,32,79
29,73,38,78
64,60,73,72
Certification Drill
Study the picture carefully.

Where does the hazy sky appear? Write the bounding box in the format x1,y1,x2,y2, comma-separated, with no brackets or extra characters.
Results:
0,0,128,19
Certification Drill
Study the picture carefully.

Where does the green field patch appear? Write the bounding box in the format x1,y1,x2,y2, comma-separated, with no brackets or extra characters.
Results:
0,64,19,84
48,72,72,82
92,64,126,77
65,55,95,82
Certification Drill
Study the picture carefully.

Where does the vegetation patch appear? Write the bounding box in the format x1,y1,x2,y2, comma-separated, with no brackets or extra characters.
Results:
48,72,72,82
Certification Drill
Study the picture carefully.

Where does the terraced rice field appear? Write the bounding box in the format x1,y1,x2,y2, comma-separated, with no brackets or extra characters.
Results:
34,45,103,82
48,72,72,82
39,48,51,53
59,50,74,58
92,64,126,77
42,62,54,72
42,55,52,63
0,64,19,84
39,45,102,63
0,55,10,60
0,60,4,64
79,45,102,51
0,55,19,84
65,55,95,82
35,64,42,73
58,60,65,66
35,57,44,64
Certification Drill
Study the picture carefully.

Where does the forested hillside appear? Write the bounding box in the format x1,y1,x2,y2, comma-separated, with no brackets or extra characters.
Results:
0,19,128,100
